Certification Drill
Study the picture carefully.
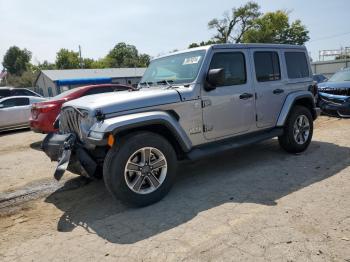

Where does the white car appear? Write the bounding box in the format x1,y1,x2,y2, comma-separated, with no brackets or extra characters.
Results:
0,96,47,132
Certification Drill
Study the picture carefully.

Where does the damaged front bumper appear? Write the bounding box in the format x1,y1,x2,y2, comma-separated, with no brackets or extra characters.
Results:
318,92,350,118
42,132,98,180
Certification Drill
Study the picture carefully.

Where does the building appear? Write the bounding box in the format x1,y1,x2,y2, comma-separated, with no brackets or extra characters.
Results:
34,68,146,97
311,58,350,78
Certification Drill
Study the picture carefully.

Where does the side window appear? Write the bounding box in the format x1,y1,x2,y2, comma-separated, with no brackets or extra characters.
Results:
0,89,11,97
1,98,29,108
84,86,113,96
285,52,309,79
12,89,34,96
254,52,281,82
209,52,246,86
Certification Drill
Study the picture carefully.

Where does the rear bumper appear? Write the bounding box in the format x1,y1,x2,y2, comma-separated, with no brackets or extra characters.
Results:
30,118,57,133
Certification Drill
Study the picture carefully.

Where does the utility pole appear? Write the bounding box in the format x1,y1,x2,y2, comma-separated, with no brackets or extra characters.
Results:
79,45,83,68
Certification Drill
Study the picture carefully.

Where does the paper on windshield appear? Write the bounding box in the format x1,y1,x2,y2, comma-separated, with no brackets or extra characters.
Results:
183,56,201,65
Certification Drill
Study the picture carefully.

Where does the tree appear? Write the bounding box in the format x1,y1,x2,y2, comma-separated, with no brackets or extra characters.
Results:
37,60,56,70
105,42,150,67
82,58,95,69
188,40,219,49
55,49,80,69
138,54,151,67
242,11,310,45
208,1,261,43
5,70,37,87
2,46,32,75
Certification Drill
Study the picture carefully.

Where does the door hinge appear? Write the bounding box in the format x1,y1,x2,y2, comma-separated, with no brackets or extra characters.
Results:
255,92,258,100
203,124,213,132
201,99,212,108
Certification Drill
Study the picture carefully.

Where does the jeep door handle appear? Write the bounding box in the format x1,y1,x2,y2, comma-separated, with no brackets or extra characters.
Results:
273,89,284,94
239,93,254,100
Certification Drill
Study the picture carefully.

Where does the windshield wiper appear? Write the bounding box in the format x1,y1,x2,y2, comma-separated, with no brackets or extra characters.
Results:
139,81,153,88
156,79,174,89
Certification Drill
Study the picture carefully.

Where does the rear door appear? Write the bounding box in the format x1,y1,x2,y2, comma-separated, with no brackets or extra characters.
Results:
202,49,256,140
252,49,287,128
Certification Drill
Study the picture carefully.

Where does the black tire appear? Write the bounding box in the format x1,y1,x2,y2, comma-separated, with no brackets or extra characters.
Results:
103,131,177,207
278,105,313,153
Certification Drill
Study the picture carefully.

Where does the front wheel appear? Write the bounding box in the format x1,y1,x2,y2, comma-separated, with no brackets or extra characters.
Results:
103,131,177,207
278,105,313,153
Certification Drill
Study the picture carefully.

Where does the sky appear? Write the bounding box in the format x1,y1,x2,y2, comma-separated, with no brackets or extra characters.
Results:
1,0,350,68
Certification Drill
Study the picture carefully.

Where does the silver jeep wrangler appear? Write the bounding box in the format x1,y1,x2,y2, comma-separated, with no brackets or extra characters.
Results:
42,44,319,206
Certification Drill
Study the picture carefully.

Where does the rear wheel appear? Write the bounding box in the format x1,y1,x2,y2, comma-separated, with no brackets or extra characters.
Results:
278,105,313,153
103,131,177,207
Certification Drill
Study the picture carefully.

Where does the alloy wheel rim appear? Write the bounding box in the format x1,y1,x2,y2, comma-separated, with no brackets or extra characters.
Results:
124,147,167,194
293,115,310,145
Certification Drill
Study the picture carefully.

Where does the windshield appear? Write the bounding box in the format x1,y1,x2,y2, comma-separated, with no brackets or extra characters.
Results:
328,70,350,82
140,50,206,87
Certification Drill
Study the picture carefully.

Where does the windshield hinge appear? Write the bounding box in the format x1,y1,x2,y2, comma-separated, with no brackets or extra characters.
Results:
203,124,213,133
201,99,212,108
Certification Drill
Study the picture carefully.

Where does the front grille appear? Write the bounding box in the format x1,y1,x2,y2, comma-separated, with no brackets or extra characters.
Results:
319,87,350,96
59,107,84,138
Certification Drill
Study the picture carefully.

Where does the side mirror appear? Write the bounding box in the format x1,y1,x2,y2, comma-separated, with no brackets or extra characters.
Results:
0,104,4,109
205,68,225,91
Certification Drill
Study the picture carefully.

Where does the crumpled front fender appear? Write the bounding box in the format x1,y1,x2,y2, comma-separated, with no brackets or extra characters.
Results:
88,111,192,152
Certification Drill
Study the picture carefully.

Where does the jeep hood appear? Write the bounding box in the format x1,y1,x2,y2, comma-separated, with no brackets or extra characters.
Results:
62,88,181,115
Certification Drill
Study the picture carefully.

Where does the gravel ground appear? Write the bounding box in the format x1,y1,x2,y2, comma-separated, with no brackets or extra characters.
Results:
0,116,349,261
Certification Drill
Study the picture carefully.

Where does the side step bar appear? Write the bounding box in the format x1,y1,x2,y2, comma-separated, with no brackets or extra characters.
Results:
187,128,284,161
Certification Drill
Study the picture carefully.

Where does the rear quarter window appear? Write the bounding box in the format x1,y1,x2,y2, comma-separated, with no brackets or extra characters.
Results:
285,52,310,79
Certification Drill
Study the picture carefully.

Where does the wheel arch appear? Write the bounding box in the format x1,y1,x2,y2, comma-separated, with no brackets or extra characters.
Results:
276,91,317,127
91,111,192,159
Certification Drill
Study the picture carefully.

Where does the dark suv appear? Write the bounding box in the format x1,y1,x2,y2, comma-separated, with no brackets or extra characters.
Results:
0,87,42,99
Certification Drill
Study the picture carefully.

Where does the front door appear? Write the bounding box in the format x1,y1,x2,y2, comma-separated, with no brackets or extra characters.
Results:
251,50,287,128
202,50,256,140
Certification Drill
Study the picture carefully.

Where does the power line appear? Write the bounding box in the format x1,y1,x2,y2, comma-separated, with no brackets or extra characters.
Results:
309,31,350,43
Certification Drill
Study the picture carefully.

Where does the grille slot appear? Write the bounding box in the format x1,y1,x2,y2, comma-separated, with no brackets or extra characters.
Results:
59,107,83,138
319,88,350,96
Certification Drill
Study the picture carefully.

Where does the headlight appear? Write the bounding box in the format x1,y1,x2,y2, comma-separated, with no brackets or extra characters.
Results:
88,130,105,140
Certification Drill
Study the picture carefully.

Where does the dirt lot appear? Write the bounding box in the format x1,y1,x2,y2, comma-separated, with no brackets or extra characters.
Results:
0,116,349,261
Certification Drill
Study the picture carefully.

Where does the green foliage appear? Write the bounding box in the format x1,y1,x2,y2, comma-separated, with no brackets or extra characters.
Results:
188,40,220,49
138,54,151,67
2,46,32,75
82,58,95,69
55,49,80,69
193,2,309,46
242,11,310,45
37,60,56,70
6,70,37,87
208,1,261,43
105,42,150,67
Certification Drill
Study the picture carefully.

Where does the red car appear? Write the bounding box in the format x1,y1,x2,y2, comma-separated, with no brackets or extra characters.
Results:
30,84,133,133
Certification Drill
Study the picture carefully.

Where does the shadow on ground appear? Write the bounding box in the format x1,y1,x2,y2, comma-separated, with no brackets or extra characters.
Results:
45,139,350,244
0,128,30,137
29,141,43,151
